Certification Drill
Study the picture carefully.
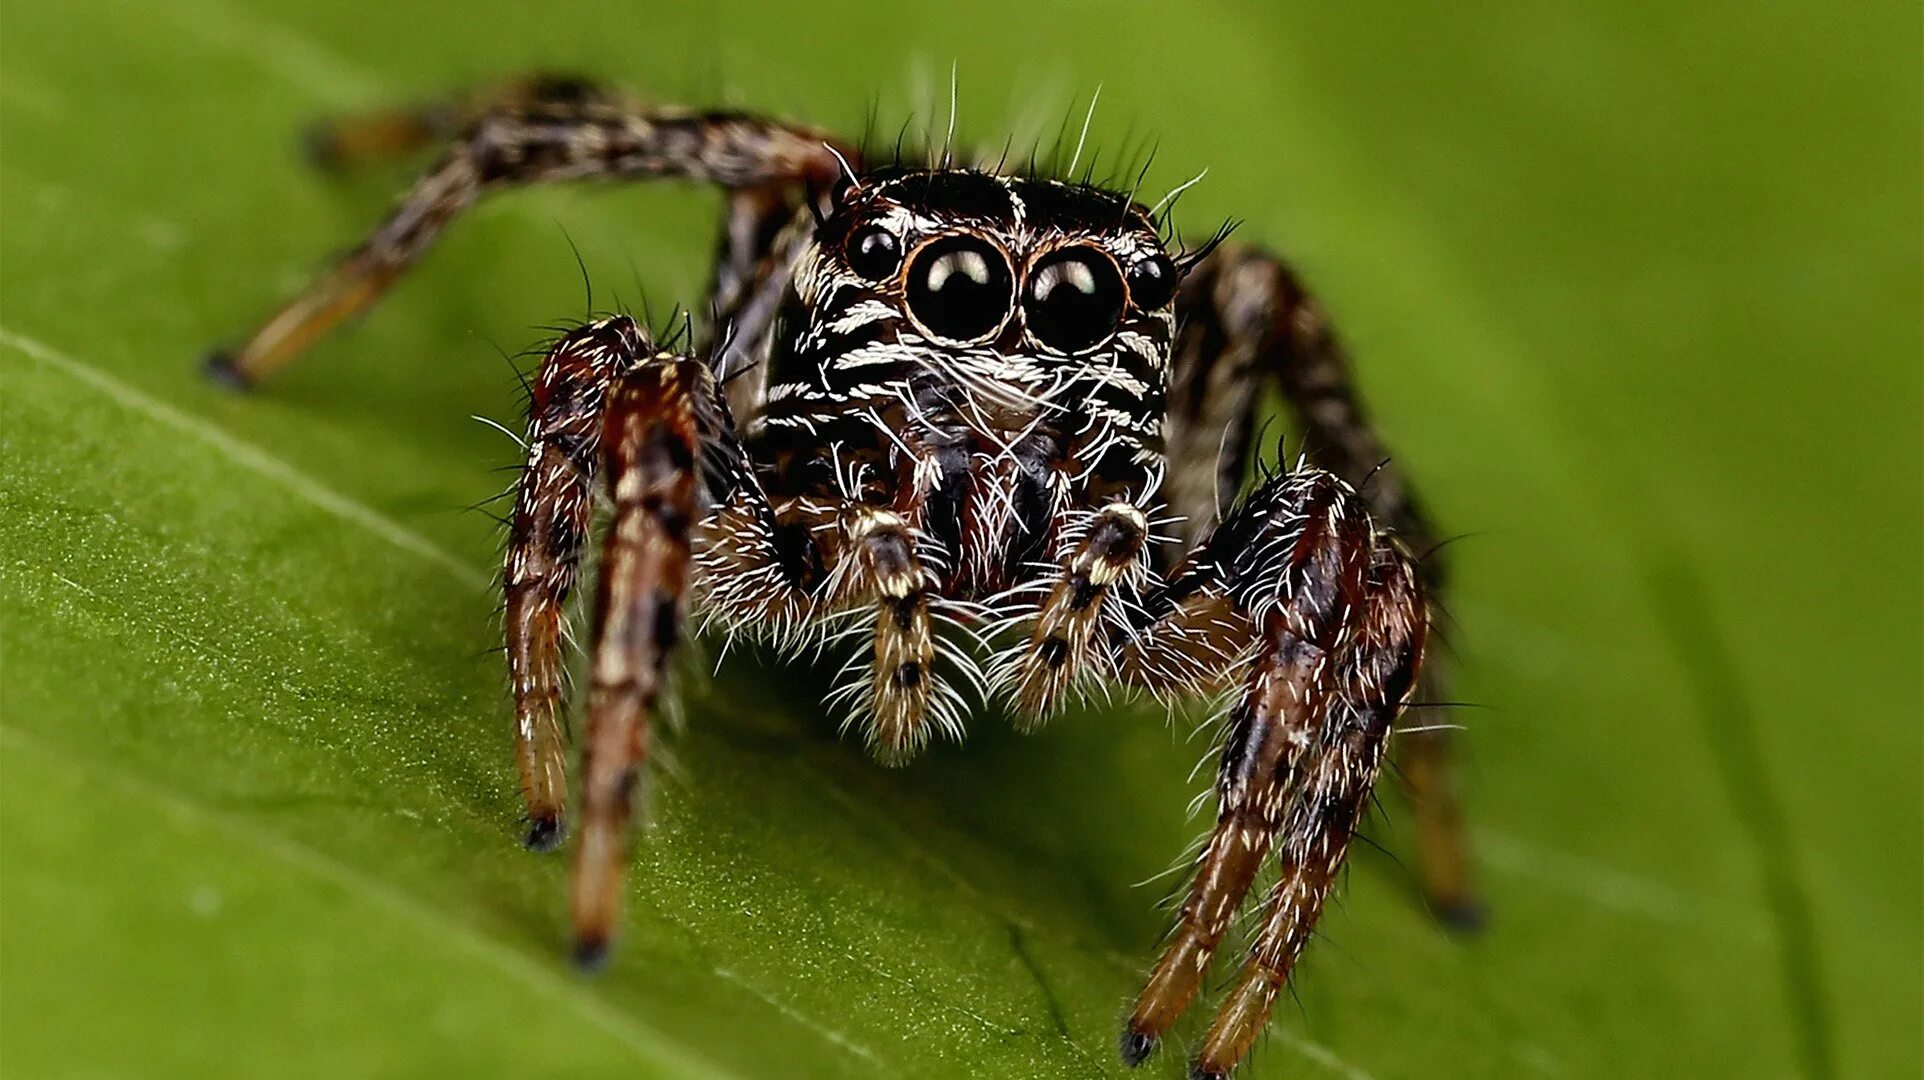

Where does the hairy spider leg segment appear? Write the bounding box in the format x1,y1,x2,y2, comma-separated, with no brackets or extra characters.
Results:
1123,473,1376,1066
1192,545,1425,1080
301,72,619,170
1007,501,1150,720
206,96,853,387
571,353,714,968
504,317,644,851
1164,241,1478,927
840,507,939,764
707,187,822,421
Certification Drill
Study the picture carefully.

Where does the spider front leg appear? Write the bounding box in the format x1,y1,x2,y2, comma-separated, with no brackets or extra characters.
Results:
1165,241,1479,927
1120,469,1426,1078
207,87,849,386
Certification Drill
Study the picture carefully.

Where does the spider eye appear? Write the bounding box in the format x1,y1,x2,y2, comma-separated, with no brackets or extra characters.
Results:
1125,254,1179,311
846,225,902,281
1023,246,1125,353
905,235,1013,342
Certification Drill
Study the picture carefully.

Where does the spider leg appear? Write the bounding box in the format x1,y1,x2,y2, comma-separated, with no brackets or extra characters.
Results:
704,184,816,421
998,501,1151,720
571,347,728,966
300,72,618,170
1165,241,1478,926
1192,542,1425,1079
1120,468,1424,1076
207,93,851,387
504,317,643,850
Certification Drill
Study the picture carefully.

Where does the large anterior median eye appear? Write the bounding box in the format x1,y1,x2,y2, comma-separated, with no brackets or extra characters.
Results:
1023,246,1125,354
905,235,1013,342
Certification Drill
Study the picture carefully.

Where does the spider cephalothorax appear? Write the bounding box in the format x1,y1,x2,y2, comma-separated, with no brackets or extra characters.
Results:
700,167,1198,751
206,78,1477,1080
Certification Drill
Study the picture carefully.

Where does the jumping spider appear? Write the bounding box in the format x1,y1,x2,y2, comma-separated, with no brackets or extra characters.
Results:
207,76,1478,1079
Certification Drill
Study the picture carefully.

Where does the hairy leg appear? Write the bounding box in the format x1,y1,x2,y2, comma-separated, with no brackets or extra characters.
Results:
705,184,816,415
1192,543,1426,1078
696,493,955,765
1165,240,1478,925
208,91,849,386
301,73,619,170
570,350,729,965
1122,469,1388,1067
503,317,644,849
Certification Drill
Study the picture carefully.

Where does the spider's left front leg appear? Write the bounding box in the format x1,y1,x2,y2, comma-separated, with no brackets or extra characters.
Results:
1118,470,1426,1079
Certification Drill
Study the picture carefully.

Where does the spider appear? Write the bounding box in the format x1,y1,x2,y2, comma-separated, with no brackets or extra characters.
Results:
206,75,1479,1079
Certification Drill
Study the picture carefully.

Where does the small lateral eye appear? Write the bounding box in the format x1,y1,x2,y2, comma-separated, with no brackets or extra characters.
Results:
1125,254,1179,311
905,235,1014,342
1024,246,1125,353
846,224,902,281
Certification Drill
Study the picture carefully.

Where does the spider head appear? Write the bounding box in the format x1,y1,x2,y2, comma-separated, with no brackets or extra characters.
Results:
804,168,1185,387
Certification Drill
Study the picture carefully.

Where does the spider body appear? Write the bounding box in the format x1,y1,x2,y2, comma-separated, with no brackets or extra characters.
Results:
208,78,1478,1079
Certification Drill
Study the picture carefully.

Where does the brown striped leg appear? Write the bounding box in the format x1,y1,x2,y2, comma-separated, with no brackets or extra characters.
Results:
1000,502,1150,720
503,317,645,851
570,353,718,966
301,73,617,170
206,94,850,387
1165,240,1479,927
1193,543,1426,1079
1123,469,1410,1073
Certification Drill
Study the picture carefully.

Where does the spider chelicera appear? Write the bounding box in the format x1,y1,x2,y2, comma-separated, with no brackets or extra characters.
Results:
207,76,1479,1079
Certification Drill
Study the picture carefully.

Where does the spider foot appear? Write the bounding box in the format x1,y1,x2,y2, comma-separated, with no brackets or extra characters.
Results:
200,350,253,392
523,814,565,853
1433,893,1487,934
571,932,610,973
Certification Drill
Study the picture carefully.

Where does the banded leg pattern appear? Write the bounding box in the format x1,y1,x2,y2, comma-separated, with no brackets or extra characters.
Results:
570,354,714,966
1123,469,1427,1079
503,317,643,851
208,97,849,386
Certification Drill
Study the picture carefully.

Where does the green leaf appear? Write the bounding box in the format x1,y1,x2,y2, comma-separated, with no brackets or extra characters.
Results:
2,2,1917,1078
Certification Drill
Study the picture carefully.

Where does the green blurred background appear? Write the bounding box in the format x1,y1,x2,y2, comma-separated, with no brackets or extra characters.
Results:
1,2,1918,1078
